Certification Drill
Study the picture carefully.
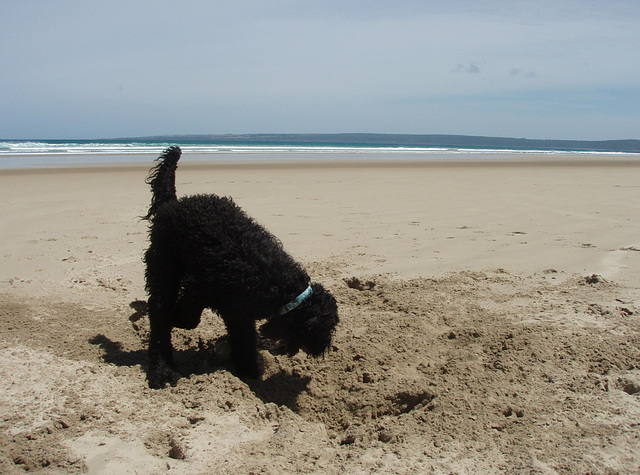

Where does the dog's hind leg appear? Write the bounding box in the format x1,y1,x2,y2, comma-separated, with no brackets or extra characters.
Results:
145,247,182,388
147,294,181,388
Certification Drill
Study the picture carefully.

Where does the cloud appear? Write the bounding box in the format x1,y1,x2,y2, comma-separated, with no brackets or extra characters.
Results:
454,63,481,74
467,64,480,74
510,68,537,78
1,0,639,139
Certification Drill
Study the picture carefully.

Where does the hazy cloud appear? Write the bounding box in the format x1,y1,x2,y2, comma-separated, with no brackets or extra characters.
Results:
510,68,537,78
454,63,481,74
1,0,639,140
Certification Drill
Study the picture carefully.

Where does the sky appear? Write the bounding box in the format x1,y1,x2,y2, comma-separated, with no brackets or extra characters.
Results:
1,1,639,140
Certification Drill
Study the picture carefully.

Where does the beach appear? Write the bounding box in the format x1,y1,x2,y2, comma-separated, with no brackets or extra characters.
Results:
1,155,640,473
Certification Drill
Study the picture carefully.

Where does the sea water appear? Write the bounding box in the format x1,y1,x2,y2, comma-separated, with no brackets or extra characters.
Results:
0,140,637,169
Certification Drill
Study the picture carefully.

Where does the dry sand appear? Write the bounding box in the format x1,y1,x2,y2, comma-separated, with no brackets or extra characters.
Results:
1,155,640,473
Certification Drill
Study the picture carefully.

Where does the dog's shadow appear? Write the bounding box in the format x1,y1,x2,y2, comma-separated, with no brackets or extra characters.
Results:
88,332,311,412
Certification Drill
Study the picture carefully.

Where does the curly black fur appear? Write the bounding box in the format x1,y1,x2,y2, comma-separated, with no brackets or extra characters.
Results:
143,146,181,220
143,147,339,388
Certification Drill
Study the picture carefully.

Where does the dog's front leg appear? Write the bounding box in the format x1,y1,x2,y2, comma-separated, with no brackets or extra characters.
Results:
174,282,205,330
224,317,261,379
147,297,180,388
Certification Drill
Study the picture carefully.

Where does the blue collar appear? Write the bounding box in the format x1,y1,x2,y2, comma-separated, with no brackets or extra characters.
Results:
278,285,313,315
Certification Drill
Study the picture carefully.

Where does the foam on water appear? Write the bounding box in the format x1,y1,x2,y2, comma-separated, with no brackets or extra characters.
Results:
0,140,637,169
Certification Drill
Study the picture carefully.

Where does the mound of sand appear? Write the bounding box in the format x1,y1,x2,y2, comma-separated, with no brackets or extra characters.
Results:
1,265,639,473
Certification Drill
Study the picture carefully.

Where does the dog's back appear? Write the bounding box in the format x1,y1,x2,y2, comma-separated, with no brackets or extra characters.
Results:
149,193,306,290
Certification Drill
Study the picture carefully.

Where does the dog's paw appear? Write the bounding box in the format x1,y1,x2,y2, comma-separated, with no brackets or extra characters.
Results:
234,359,262,380
147,361,180,389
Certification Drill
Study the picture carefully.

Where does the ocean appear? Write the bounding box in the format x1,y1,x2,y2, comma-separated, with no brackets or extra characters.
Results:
1,139,638,169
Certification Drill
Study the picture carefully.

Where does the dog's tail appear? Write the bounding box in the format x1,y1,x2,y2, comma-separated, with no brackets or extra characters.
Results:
143,146,181,220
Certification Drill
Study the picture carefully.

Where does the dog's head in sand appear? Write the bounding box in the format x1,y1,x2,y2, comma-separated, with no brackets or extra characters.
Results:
260,283,338,358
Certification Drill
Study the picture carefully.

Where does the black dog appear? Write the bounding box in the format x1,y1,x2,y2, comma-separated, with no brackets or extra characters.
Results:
142,146,338,388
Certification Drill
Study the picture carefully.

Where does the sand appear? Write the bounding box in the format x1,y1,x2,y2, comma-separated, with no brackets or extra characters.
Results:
1,155,639,473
